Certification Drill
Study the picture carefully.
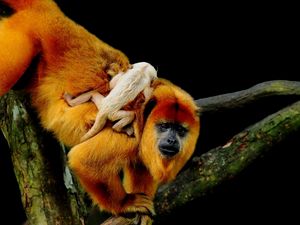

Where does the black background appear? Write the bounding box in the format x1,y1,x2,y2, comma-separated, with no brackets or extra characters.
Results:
1,0,299,224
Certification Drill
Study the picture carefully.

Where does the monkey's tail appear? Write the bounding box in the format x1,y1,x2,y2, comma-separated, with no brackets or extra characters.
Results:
80,112,108,143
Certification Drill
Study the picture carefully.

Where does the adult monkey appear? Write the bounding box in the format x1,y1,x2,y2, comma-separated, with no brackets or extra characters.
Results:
0,0,200,224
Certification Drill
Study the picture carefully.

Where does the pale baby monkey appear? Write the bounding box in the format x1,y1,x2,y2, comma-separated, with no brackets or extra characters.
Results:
64,62,157,142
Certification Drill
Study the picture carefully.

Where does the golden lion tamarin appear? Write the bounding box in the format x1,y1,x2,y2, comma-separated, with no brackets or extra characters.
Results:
0,0,200,223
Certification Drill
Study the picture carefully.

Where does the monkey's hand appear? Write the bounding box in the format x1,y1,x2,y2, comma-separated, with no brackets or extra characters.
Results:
121,193,155,217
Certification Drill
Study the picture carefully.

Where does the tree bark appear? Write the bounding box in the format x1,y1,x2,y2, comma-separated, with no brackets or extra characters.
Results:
0,91,88,225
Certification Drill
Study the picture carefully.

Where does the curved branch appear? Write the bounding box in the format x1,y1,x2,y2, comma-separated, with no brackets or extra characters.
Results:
197,80,300,113
155,100,300,216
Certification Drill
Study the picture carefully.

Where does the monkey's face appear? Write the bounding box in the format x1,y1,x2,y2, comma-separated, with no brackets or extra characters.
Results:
156,121,188,158
140,80,200,183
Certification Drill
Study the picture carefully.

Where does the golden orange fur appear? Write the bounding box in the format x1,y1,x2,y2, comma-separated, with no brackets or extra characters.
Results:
1,0,130,145
0,0,200,220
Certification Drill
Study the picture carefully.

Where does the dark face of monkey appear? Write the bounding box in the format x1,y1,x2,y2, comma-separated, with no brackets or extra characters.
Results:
156,122,188,157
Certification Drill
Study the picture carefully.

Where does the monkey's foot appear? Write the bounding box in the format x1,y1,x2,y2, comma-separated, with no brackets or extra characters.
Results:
121,193,155,216
109,110,135,136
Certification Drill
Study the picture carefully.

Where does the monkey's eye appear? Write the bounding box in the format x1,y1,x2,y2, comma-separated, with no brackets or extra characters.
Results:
157,122,170,132
176,125,188,137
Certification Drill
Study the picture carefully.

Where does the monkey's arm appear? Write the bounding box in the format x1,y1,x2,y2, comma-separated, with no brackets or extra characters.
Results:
0,28,37,96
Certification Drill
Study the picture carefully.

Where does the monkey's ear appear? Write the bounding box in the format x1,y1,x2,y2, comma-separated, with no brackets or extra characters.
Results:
143,98,157,119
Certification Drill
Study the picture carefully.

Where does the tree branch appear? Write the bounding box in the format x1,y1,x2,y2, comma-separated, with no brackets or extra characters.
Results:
0,91,88,225
197,80,300,113
155,100,300,216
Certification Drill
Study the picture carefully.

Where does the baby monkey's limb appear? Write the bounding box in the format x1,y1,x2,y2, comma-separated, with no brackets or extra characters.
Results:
64,91,104,108
110,110,135,136
64,91,134,136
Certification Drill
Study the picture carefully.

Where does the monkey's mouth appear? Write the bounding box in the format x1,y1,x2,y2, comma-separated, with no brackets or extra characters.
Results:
159,145,179,157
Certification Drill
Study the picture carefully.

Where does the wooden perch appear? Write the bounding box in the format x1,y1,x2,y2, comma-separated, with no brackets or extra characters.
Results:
0,92,88,225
